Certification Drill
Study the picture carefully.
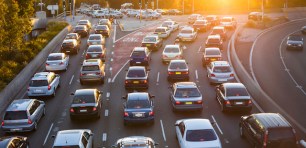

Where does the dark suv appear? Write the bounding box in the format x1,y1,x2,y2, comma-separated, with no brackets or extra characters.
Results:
130,47,151,66
205,35,223,50
125,66,149,90
61,39,80,54
239,113,299,148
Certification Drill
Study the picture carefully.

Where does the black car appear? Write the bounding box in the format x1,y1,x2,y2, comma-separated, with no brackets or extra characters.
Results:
65,33,81,45
70,89,103,119
125,66,149,90
216,83,252,113
130,47,151,66
141,35,163,51
95,25,110,37
73,25,89,37
122,92,155,125
286,35,303,50
205,35,223,50
167,60,189,81
86,45,106,62
61,39,80,54
0,136,29,148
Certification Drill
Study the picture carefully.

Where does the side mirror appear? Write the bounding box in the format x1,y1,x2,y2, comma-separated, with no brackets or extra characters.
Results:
70,92,75,95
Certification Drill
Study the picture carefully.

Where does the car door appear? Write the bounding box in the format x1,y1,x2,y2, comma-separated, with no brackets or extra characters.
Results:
243,116,260,145
176,121,186,148
29,101,41,123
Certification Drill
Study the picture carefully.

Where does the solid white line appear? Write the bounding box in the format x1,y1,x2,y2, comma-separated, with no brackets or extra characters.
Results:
198,46,202,53
211,115,223,135
156,72,160,83
43,123,54,146
105,109,109,116
112,60,129,82
110,58,113,62
113,45,115,48
106,92,110,98
111,51,114,55
160,120,167,142
113,25,116,43
108,78,111,83
69,75,74,85
195,70,198,80
102,133,107,141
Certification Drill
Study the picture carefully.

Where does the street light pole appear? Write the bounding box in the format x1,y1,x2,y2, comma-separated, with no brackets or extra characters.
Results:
182,0,184,15
262,0,264,21
40,0,43,11
157,0,158,9
192,0,194,13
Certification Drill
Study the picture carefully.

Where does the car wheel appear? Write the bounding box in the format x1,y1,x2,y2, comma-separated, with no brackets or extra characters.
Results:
43,108,46,117
52,90,56,97
240,125,245,138
221,104,225,112
100,78,104,84
172,106,177,112
33,122,38,131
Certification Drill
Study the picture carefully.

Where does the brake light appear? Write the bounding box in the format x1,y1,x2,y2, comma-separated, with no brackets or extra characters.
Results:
143,80,147,83
48,85,51,90
86,54,90,59
205,58,209,60
247,100,252,105
168,72,174,75
263,131,268,148
100,54,104,58
182,71,189,74
46,63,49,66
225,100,230,105
92,107,97,111
80,73,85,76
144,57,148,61
175,55,182,59
230,73,234,77
175,101,181,105
196,100,202,104
149,111,154,116
210,74,216,77
59,62,64,65
70,108,74,112
1,121,4,126
28,118,32,124
218,58,221,60
125,80,129,84
96,72,100,75
163,55,168,58
124,112,129,117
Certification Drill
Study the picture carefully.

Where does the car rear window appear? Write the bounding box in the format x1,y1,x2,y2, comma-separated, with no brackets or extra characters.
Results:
75,26,85,30
96,25,107,30
73,95,95,104
288,36,302,41
30,80,48,87
79,21,88,24
222,18,232,22
89,36,101,40
65,34,77,39
131,51,145,57
213,66,231,73
48,55,63,61
169,62,187,69
206,49,220,55
155,28,165,32
127,100,150,109
206,16,214,21
226,87,249,96
208,38,220,43
268,128,297,147
82,65,99,71
143,37,156,42
162,22,172,26
4,111,28,120
164,47,179,53
127,69,146,77
87,47,102,52
181,30,192,34
186,129,217,142
174,88,201,97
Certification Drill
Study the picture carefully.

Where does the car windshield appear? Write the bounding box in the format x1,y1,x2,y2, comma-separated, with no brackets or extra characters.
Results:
169,62,187,69
186,129,217,142
132,51,146,57
96,25,107,30
267,128,296,147
164,47,179,53
88,47,102,52
65,34,76,39
206,50,220,56
30,80,48,87
48,55,63,61
212,29,223,34
222,18,232,22
288,36,302,41
89,36,101,40
213,66,231,73
181,30,192,34
208,38,220,43
174,88,201,97
226,87,249,96
144,37,156,42
127,100,150,109
155,28,165,32
82,65,99,71
73,95,95,104
127,69,146,77
4,111,28,120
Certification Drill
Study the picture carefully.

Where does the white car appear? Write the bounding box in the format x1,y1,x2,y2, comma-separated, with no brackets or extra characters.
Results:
92,10,106,18
87,34,105,46
52,129,94,148
207,61,235,84
46,53,69,71
220,16,237,29
177,27,198,42
175,119,222,148
162,45,183,63
127,10,138,17
188,14,204,24
161,20,179,32
154,27,171,38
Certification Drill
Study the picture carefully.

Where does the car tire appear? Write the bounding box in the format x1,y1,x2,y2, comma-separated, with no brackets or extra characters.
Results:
221,104,226,112
43,108,46,117
33,122,38,131
80,80,84,85
100,78,104,84
52,90,56,97
240,125,245,138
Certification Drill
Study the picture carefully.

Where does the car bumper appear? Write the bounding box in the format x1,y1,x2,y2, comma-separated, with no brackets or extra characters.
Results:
124,116,154,123
168,74,189,80
125,83,148,89
70,111,99,118
224,105,252,112
209,77,235,84
28,90,54,97
80,76,104,82
287,45,303,50
2,124,35,133
172,104,203,111
61,48,77,54
46,65,67,71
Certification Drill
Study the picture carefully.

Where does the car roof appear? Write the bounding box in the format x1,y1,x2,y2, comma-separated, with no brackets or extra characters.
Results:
175,82,197,88
32,72,53,81
144,35,158,38
213,26,225,29
128,92,149,100
75,25,86,28
75,89,96,96
79,20,89,22
156,27,167,29
252,113,292,129
165,45,180,48
88,45,103,48
222,16,233,19
89,34,102,37
222,83,245,89
128,66,146,71
63,39,76,43
54,130,88,146
49,53,64,57
118,136,153,146
7,99,33,111
133,47,147,51
211,61,230,66
82,59,102,66
183,119,214,130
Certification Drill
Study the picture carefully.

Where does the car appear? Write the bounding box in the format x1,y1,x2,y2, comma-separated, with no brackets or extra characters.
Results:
122,92,155,125
168,60,189,81
286,35,304,50
210,26,227,41
193,20,210,32
216,83,252,113
127,10,138,17
85,45,106,62
125,66,149,90
202,47,222,66
220,16,237,29
61,39,80,54
188,14,204,24
69,89,102,119
301,26,306,34
129,47,151,66
65,33,81,45
110,11,124,19
27,72,60,97
248,12,263,21
162,45,184,64
153,27,170,38
73,25,89,37
52,129,94,148
112,136,158,148
169,82,203,112
205,35,223,50
175,118,222,148
155,9,167,15
1,99,45,133
168,9,182,15
94,25,110,37
161,20,179,32
0,136,29,148
141,35,163,51
239,113,299,148
177,27,198,42
87,34,105,46
46,53,69,71
207,61,234,84
77,20,92,30
80,59,105,85
98,19,112,28
150,11,162,19
206,15,220,26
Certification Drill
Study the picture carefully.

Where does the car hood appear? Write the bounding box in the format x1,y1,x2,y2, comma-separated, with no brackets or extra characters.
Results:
185,140,222,148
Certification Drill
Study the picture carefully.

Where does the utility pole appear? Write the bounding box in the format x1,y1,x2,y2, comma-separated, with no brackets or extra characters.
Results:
157,0,158,9
182,0,184,15
40,0,43,11
262,0,264,21
192,0,194,13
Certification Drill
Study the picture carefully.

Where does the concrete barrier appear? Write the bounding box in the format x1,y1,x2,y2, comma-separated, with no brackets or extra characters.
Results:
0,25,71,115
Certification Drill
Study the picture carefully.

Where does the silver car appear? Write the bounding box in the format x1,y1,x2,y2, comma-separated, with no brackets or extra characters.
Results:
162,45,183,63
45,53,69,71
52,129,93,148
112,136,158,148
80,59,105,85
87,34,105,46
177,26,197,42
1,99,45,133
207,61,235,84
27,72,60,97
154,27,171,38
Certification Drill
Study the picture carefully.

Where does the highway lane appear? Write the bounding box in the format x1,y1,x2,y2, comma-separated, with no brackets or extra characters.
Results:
251,20,306,138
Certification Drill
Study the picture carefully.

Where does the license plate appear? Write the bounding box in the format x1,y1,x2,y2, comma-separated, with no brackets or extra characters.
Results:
80,109,87,112
185,102,192,105
158,33,161,35
10,128,22,132
66,51,70,52
93,42,98,44
211,58,216,61
52,64,57,66
136,62,141,64
235,102,243,105
133,81,139,84
134,113,144,117
92,54,98,58
88,73,95,76
219,79,227,82
34,89,43,93
146,44,151,46
175,72,181,75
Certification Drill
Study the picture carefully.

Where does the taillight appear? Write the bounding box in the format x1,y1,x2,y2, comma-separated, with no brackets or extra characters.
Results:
46,63,49,66
59,62,64,65
27,86,30,91
175,101,181,105
92,107,97,111
48,85,51,90
218,58,221,60
247,100,252,105
96,72,101,75
70,108,74,112
230,73,234,77
80,73,84,76
28,118,32,124
125,80,128,84
168,72,174,75
205,58,209,60
149,111,154,116
182,71,189,74
263,131,268,148
1,121,4,126
196,100,202,104
86,54,90,59
163,55,168,58
124,112,129,117
225,100,230,105
143,80,147,83
144,57,148,61
100,54,104,58
210,74,216,77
